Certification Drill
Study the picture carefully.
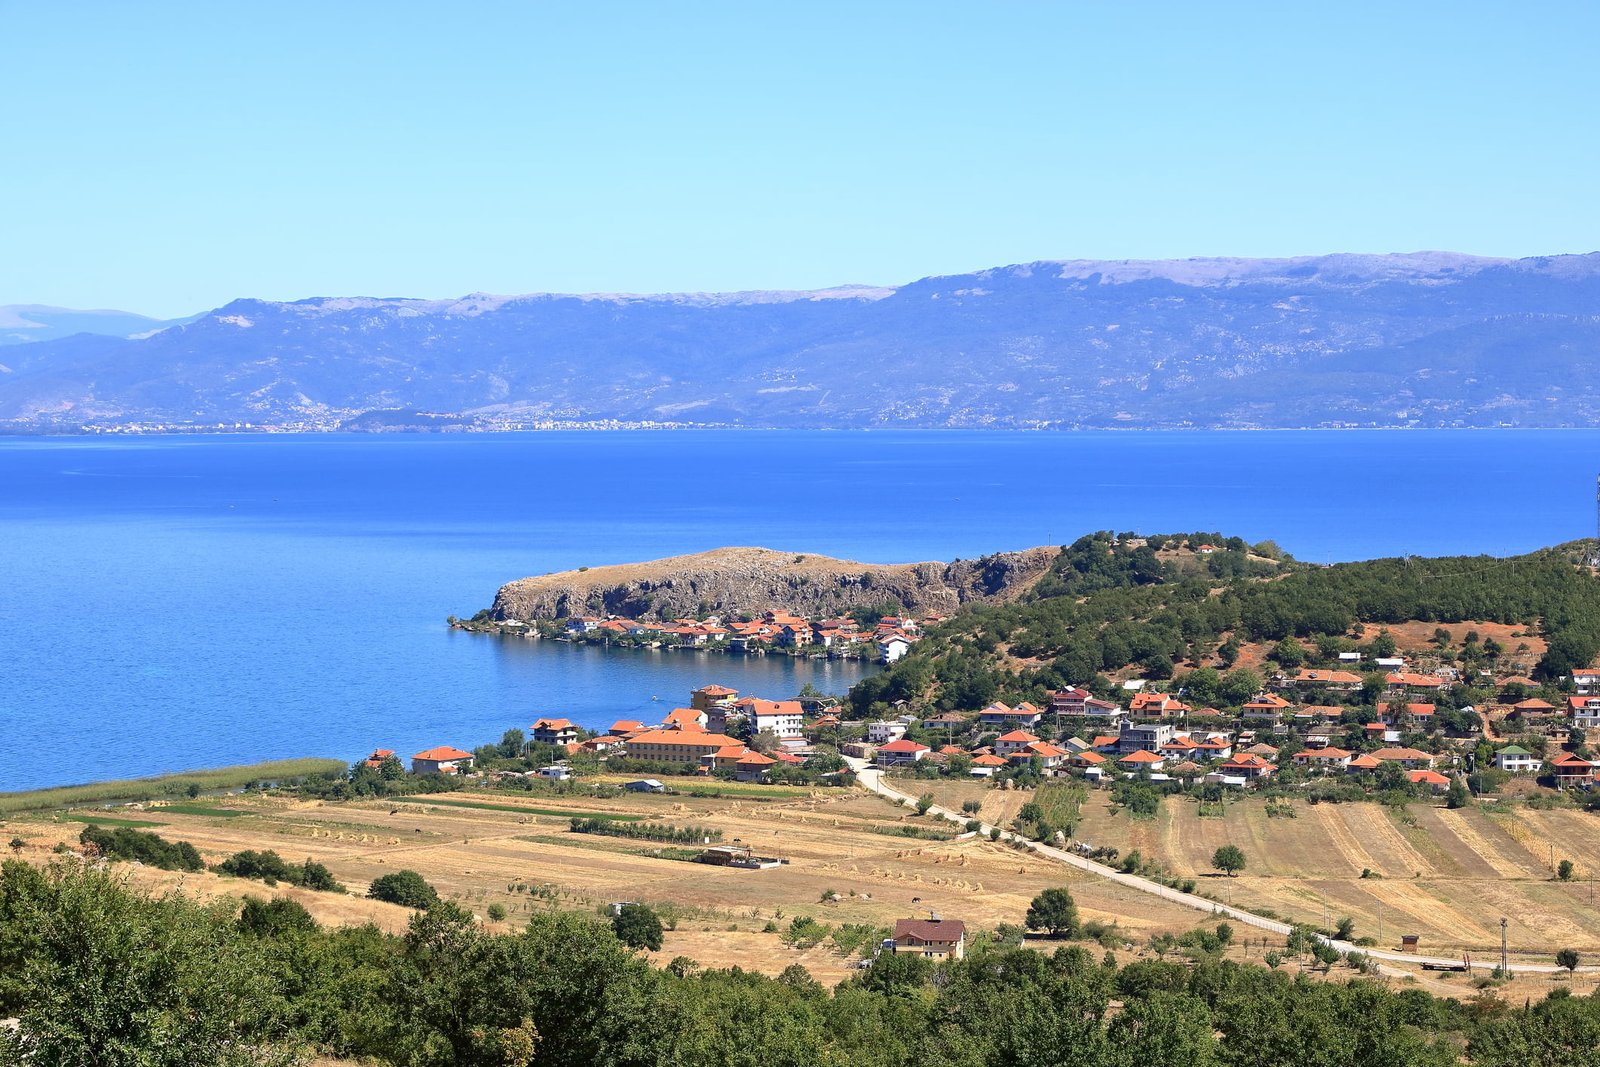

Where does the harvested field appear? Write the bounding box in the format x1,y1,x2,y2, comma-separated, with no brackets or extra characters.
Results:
3,782,1213,977
1074,791,1600,961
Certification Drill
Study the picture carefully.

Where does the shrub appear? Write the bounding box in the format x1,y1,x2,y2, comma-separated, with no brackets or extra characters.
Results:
368,869,440,909
78,826,202,872
487,903,508,922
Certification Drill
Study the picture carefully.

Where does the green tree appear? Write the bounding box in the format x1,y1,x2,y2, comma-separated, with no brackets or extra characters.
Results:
915,793,934,815
369,869,440,909
1212,845,1246,877
498,727,526,759
1446,778,1470,809
0,862,299,1067
237,895,317,938
611,903,664,951
1555,947,1580,972
1024,887,1080,937
1557,859,1574,881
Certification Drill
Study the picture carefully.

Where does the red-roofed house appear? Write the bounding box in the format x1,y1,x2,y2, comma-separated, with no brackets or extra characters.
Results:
610,720,647,737
625,729,744,764
1370,747,1436,770
531,718,580,746
1293,747,1353,771
735,751,777,783
412,746,474,775
1552,752,1598,787
1407,769,1452,793
1117,750,1166,772
663,707,708,731
362,748,396,768
892,917,966,960
1569,696,1600,730
1346,753,1382,773
993,730,1041,758
1219,754,1274,780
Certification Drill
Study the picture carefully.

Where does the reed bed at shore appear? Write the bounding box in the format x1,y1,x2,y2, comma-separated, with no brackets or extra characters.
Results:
0,757,347,814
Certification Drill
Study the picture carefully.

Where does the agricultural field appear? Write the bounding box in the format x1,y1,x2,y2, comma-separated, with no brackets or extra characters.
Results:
1,776,1213,985
1073,789,1600,964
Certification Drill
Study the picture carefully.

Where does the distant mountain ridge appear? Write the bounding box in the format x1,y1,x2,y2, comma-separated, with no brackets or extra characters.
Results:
4,252,1600,430
0,305,190,346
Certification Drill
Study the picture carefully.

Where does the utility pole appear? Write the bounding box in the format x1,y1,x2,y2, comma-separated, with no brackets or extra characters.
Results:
1500,917,1510,979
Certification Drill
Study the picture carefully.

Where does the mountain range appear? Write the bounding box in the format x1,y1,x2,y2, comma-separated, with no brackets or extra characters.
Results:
4,252,1600,430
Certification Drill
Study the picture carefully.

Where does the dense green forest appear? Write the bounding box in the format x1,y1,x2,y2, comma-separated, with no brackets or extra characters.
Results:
2,860,1597,1066
851,533,1600,715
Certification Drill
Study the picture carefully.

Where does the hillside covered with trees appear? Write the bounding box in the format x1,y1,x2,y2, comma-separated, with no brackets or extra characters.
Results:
850,533,1600,716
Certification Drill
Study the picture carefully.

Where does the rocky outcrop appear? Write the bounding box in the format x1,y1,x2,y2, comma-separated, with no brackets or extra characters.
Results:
487,546,1059,623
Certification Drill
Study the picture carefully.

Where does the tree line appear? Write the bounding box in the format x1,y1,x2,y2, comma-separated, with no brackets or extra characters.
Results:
2,859,1597,1066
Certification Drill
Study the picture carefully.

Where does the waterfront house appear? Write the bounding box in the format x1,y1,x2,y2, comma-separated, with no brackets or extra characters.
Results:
623,729,744,764
609,719,647,737
412,746,473,775
743,698,805,740
531,717,580,746
891,917,965,960
691,684,739,711
663,707,708,731
361,748,396,769
879,635,912,663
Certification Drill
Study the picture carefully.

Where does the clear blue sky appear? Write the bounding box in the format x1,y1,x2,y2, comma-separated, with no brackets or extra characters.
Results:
3,1,1597,317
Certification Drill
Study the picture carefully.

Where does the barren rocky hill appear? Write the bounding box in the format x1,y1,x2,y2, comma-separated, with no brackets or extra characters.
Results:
487,546,1059,622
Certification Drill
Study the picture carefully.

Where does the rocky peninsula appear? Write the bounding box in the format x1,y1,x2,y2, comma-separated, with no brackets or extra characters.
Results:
484,546,1057,623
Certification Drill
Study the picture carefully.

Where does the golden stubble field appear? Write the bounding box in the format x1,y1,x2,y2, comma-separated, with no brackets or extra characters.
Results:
1070,788,1600,965
3,778,1213,984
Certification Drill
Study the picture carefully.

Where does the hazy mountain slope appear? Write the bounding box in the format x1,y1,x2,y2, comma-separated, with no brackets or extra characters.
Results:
0,305,187,346
4,253,1599,429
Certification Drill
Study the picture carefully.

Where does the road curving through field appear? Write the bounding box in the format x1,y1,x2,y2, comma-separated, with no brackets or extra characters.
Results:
846,758,1589,975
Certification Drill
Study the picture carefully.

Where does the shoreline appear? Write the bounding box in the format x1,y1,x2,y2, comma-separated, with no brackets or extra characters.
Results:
0,757,347,814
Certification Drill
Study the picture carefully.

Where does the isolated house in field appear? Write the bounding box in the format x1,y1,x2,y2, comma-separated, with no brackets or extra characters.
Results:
412,746,474,775
891,917,966,960
531,717,580,746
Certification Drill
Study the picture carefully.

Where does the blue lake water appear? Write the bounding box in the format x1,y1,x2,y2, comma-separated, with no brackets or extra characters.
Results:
3,429,1599,791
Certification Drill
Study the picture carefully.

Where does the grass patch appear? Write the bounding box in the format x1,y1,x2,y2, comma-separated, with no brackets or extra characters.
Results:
387,796,643,821
59,814,165,828
154,804,248,819
0,758,347,815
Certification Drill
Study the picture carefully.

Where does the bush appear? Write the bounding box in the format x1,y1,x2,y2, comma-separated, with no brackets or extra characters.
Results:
236,896,317,937
78,825,202,872
216,849,344,893
368,869,439,909
487,903,507,922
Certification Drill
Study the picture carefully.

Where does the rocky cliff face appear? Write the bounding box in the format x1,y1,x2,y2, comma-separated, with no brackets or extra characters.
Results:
488,546,1059,622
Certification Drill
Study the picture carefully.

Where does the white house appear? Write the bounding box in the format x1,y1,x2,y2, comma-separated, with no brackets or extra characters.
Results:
1569,696,1600,730
867,720,908,744
879,636,913,663
1492,745,1541,774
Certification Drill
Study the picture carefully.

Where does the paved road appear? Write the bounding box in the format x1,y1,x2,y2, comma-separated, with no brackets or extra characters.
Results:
847,759,1584,975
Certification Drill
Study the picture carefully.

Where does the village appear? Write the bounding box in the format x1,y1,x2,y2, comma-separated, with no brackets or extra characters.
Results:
481,606,928,663
387,640,1600,801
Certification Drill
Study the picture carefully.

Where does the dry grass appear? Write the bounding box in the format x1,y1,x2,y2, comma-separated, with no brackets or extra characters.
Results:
1073,790,1600,965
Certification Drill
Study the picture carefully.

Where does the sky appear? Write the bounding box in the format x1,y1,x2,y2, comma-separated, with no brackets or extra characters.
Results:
3,1,1598,318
